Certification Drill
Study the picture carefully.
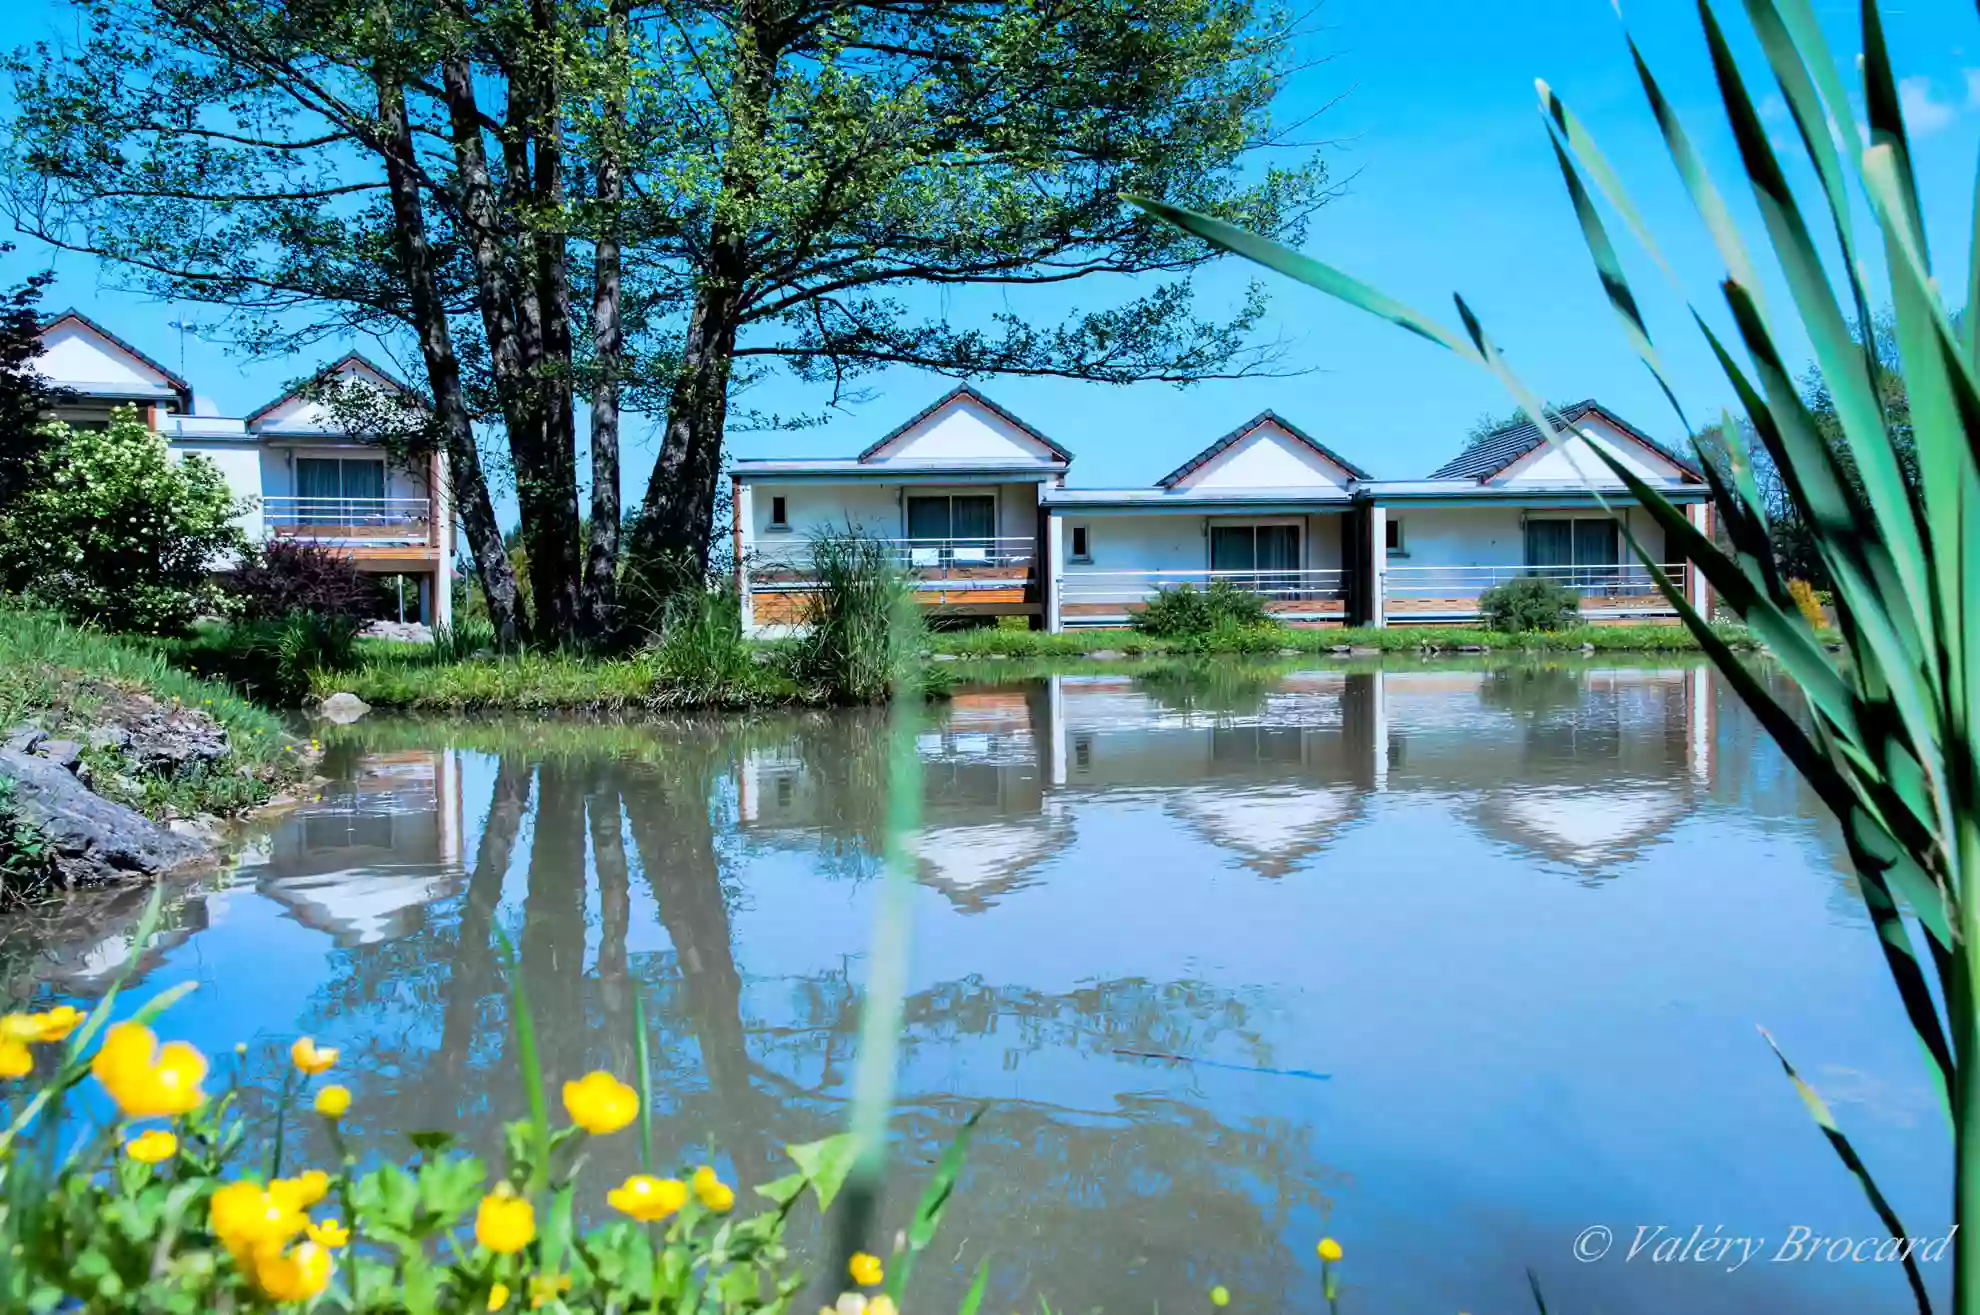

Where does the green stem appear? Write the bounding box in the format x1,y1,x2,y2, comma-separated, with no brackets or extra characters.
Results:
268,1067,295,1179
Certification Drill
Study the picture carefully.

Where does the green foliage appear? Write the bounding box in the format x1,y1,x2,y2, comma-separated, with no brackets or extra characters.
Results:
0,254,63,511
1131,3,1980,1305
430,619,500,664
1132,579,1274,637
173,614,359,706
0,407,245,633
1477,576,1581,633
647,586,780,709
0,777,57,904
788,532,922,705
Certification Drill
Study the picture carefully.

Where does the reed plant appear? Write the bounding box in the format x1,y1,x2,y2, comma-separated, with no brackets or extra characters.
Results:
1134,1,1980,1308
788,531,922,705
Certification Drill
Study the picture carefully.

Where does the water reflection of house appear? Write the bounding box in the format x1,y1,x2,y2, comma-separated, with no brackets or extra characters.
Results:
1382,666,1714,869
737,690,1071,910
255,750,466,944
1044,672,1381,877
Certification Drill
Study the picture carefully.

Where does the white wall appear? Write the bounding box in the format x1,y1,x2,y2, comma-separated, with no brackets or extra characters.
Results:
170,442,265,542
750,481,1041,549
35,321,174,392
1387,507,1524,569
1058,511,1349,603
254,361,408,433
862,397,1059,465
1172,422,1350,490
1496,416,1687,486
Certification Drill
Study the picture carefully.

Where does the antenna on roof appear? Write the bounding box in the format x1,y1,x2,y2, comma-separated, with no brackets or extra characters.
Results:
166,311,198,377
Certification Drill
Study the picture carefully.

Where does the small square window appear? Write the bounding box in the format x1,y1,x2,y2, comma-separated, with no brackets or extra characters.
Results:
1069,525,1091,563
1384,516,1406,555
770,495,789,529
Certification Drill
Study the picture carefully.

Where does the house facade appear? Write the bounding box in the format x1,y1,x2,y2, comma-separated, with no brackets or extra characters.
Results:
733,388,1712,634
31,312,453,627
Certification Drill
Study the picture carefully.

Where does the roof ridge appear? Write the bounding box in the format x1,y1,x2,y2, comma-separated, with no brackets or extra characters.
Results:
1157,410,1372,487
855,383,1073,463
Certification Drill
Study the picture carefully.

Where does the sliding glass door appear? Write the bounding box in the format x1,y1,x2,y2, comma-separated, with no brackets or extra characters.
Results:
1209,523,1301,596
1524,517,1621,588
905,494,997,565
296,458,386,523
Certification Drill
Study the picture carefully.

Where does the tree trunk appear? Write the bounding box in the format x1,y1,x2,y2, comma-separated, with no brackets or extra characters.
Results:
629,4,776,574
375,75,524,646
582,0,629,642
440,755,532,1079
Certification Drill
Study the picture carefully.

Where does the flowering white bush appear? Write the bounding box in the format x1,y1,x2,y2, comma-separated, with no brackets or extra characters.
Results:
0,405,245,632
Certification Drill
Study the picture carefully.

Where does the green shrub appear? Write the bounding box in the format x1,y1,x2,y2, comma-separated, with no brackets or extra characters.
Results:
1134,578,1273,637
1477,576,1580,633
788,530,920,703
0,406,246,633
431,617,500,663
647,585,779,707
176,612,359,704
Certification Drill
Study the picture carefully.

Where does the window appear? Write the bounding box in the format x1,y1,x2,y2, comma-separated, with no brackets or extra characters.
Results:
905,494,997,565
1209,522,1301,595
1384,517,1406,556
1069,525,1091,563
295,458,385,523
769,495,789,529
1525,517,1621,587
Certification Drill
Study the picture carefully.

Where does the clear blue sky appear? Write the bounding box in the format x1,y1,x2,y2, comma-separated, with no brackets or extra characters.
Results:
3,0,1976,509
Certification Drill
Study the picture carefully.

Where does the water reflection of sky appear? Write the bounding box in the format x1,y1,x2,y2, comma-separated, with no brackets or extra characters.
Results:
1,661,1941,1315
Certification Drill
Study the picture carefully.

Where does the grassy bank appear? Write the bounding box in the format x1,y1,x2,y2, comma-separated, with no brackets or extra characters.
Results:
927,621,1761,658
308,622,1757,713
0,606,309,820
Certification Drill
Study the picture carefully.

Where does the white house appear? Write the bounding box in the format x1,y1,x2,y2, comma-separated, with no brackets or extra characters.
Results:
733,390,1712,634
32,313,452,626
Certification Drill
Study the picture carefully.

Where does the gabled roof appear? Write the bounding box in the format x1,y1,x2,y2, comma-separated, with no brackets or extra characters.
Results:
246,351,423,428
37,308,194,411
1157,410,1372,488
1429,399,1703,482
856,384,1073,464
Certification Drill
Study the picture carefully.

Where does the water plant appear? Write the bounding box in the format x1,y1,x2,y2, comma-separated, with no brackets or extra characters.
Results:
788,530,922,705
1133,0,1980,1308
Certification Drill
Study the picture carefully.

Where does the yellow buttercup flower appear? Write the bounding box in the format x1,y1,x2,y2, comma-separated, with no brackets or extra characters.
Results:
125,1129,179,1163
561,1071,638,1135
607,1174,689,1222
475,1185,536,1254
28,1005,84,1043
91,1023,207,1118
0,1014,34,1042
314,1084,351,1118
306,1217,350,1248
488,1283,512,1311
1210,1285,1231,1307
1317,1237,1343,1263
528,1273,573,1309
209,1180,307,1264
290,1037,339,1075
691,1164,734,1212
271,1170,330,1210
253,1240,334,1302
849,1252,884,1287
0,1039,29,1079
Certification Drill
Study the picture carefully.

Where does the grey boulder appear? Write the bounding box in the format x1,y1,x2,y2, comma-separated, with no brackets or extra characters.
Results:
0,747,210,887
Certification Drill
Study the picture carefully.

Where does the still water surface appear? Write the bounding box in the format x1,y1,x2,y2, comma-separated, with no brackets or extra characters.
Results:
1,660,1946,1312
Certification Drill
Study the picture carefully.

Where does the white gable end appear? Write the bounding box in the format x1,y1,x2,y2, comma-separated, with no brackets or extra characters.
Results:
1174,421,1351,490
255,360,408,434
862,397,1058,465
36,321,177,395
1494,416,1688,486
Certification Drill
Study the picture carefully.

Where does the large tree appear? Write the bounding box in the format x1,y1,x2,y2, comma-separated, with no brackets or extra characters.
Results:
0,252,65,508
3,0,1328,639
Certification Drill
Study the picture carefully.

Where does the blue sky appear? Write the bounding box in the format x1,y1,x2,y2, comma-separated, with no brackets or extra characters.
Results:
3,0,1977,508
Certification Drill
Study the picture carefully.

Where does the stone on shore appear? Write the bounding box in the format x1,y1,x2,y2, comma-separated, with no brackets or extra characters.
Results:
0,747,211,888
316,692,372,724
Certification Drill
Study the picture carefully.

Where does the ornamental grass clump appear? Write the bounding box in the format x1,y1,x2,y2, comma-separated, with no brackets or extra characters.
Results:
1133,1,1980,1308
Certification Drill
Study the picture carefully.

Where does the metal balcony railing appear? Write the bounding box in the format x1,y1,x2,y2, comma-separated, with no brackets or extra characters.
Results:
1383,562,1689,612
753,536,1037,583
1058,567,1347,607
263,496,433,544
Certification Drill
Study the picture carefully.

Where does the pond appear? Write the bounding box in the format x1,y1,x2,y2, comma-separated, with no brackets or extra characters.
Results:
0,658,1946,1313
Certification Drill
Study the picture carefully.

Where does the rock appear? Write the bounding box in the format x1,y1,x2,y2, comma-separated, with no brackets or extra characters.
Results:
1348,646,1381,657
360,619,434,644
4,725,45,755
1278,648,1302,657
167,814,227,848
0,747,210,887
1085,649,1126,661
1329,644,1353,655
88,725,133,753
315,692,372,724
1457,644,1489,654
123,709,231,774
1580,642,1597,654
36,739,83,772
931,653,960,662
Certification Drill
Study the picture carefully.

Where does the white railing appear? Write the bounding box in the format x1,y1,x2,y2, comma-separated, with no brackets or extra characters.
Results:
1383,563,1689,613
1060,568,1347,610
754,536,1037,579
263,496,433,543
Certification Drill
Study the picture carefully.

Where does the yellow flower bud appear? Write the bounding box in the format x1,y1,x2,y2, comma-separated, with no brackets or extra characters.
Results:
488,1283,512,1311
607,1174,689,1222
314,1084,352,1118
290,1036,338,1075
849,1252,884,1287
561,1071,638,1135
125,1129,179,1163
1317,1237,1343,1263
306,1217,350,1249
475,1186,536,1255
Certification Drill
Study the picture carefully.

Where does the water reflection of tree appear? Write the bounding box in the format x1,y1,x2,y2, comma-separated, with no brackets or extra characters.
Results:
275,715,1351,1303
